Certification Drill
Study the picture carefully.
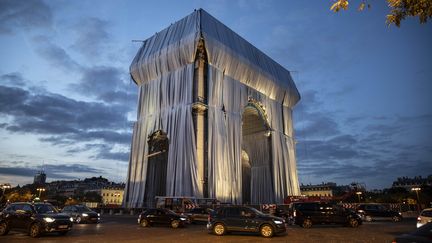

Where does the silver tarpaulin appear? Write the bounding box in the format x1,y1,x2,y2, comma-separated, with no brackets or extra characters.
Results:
124,9,300,208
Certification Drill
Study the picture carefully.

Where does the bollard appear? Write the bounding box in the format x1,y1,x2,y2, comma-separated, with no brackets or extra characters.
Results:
119,209,123,215
109,209,114,215
130,209,134,215
100,209,104,215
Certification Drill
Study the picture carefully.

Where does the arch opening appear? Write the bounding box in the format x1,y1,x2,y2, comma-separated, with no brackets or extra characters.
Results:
144,130,169,207
241,102,274,204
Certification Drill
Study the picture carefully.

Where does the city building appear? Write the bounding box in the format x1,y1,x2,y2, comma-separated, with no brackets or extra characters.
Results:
100,187,124,206
300,183,337,197
124,9,301,207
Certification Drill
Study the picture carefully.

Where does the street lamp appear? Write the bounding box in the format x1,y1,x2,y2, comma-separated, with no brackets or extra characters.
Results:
1,184,11,201
412,187,421,210
37,188,46,198
356,191,362,203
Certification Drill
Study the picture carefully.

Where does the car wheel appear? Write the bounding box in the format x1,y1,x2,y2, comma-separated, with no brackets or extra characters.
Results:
171,220,180,229
140,219,150,227
29,223,41,238
260,224,274,238
392,216,402,222
302,218,312,228
0,221,9,236
76,216,81,224
349,218,359,228
213,223,226,236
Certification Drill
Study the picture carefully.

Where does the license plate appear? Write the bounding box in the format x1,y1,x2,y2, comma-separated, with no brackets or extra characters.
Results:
58,225,68,229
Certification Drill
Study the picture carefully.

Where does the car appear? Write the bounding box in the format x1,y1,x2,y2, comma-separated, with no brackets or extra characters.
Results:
138,208,188,228
392,222,432,243
356,203,402,222
293,202,362,228
206,205,286,238
183,207,213,224
61,204,100,224
417,208,432,228
0,202,73,237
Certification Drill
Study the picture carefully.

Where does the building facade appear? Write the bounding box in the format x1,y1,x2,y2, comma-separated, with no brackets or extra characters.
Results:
124,9,301,208
101,187,124,206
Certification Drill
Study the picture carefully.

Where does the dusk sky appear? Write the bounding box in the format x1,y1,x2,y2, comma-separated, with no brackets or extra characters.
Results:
1,0,431,189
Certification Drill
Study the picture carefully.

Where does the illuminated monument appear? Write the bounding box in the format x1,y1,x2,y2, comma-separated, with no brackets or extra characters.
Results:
124,9,301,208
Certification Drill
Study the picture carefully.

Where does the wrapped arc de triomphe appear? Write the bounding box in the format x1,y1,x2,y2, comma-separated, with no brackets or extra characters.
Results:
123,9,301,208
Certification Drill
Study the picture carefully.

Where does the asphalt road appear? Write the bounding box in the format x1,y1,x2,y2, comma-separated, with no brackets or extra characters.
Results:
0,215,417,243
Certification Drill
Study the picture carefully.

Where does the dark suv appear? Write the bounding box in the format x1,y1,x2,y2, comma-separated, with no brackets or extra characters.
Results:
293,202,362,228
207,206,286,238
138,208,188,228
356,203,402,222
0,202,73,237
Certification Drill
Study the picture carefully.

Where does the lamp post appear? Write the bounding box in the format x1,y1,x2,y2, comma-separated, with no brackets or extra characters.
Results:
356,191,362,203
37,188,46,198
412,187,421,211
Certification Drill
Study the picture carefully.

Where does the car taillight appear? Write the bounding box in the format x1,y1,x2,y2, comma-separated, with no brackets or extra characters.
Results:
208,215,211,222
293,210,296,217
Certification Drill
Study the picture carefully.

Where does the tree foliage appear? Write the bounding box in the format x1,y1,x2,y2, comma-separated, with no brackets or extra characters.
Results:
331,0,432,27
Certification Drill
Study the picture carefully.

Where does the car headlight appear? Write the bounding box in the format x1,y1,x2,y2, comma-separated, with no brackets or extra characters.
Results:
398,212,402,215
98,213,100,217
273,220,283,224
44,217,55,223
180,217,187,221
82,213,89,217
70,217,74,222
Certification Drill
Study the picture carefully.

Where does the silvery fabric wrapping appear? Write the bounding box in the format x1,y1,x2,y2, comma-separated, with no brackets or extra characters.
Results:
124,9,300,207
124,65,199,208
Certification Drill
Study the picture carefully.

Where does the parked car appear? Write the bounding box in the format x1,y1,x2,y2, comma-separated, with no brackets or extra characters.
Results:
138,208,188,228
417,208,432,228
207,205,286,238
392,222,432,243
0,202,73,237
62,204,100,224
183,207,213,224
293,202,362,228
356,203,402,222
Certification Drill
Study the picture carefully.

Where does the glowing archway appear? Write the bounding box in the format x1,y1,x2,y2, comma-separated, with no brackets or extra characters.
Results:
241,102,274,204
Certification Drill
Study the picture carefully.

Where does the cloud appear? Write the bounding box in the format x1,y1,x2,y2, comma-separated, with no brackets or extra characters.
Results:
32,36,82,72
71,17,111,59
0,0,53,35
0,163,103,181
0,81,134,163
70,66,137,106
0,72,26,86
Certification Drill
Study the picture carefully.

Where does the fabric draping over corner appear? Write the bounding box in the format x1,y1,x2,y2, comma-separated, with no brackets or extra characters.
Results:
125,9,301,207
130,9,300,108
200,10,300,107
124,65,199,208
129,11,200,86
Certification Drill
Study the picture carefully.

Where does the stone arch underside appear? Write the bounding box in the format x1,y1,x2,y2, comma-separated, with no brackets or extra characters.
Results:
241,104,274,204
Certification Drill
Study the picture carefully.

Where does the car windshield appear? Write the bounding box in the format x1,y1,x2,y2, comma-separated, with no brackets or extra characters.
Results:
249,207,265,216
76,205,91,212
35,204,58,214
